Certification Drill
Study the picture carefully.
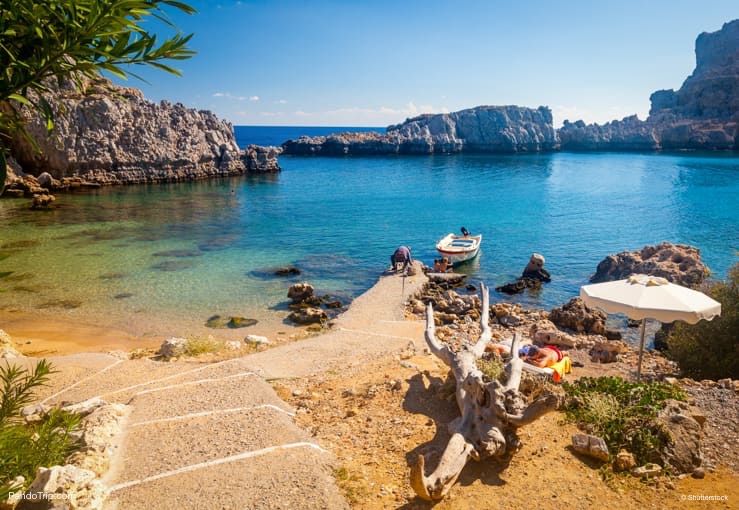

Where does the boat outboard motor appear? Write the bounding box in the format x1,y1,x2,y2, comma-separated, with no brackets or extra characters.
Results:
460,227,470,237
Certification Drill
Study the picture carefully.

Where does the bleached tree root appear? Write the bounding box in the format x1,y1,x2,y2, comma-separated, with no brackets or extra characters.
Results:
411,282,560,501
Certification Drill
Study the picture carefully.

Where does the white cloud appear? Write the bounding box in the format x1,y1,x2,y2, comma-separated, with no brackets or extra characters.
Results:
249,96,260,102
277,99,288,104
226,102,450,126
211,92,249,101
293,102,447,125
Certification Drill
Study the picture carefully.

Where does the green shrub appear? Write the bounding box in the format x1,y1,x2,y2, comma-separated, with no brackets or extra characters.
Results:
666,262,739,380
0,360,81,501
477,356,506,383
562,376,686,466
183,336,224,357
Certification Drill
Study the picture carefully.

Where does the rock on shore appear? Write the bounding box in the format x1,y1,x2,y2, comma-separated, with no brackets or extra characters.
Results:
6,76,280,187
590,242,710,288
281,105,557,155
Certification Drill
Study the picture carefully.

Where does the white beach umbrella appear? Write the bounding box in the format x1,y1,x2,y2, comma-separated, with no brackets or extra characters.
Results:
580,274,721,381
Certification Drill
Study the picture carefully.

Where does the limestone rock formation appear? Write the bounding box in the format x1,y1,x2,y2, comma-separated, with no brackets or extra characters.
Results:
287,282,315,304
0,329,21,358
282,105,558,155
548,297,607,335
559,19,738,151
572,433,610,462
558,116,660,151
243,145,282,173
7,76,280,186
657,399,704,474
590,242,709,288
157,337,189,359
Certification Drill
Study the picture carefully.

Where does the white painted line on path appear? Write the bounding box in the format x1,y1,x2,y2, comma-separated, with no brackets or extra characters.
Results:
98,357,247,399
130,404,295,427
108,442,328,493
132,371,259,396
336,327,417,342
41,359,125,405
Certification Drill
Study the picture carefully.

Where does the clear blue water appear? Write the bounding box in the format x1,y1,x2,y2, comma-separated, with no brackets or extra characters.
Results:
1,126,737,341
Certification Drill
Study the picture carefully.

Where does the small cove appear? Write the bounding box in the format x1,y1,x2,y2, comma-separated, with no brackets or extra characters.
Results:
1,146,737,348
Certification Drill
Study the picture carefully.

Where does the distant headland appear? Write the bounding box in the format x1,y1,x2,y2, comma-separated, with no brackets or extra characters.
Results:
282,19,738,156
2,20,737,195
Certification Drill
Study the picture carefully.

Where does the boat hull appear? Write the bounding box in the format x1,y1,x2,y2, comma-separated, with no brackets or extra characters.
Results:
435,234,482,265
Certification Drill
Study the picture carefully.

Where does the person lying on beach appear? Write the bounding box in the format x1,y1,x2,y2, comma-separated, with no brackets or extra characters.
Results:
521,345,568,368
485,338,534,356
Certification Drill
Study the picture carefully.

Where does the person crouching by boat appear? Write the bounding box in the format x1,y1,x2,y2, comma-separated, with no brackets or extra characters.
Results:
433,257,452,273
391,246,412,272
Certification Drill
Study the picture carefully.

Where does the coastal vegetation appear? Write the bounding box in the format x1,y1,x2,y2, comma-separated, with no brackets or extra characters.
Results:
666,262,739,380
0,360,81,500
562,376,687,469
0,0,196,192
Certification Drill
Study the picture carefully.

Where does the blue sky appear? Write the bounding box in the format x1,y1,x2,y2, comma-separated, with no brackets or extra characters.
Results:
118,0,738,127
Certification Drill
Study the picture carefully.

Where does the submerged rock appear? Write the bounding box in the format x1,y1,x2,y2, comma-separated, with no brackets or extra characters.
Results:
495,277,542,295
152,249,203,258
205,315,257,329
150,260,195,272
274,266,301,276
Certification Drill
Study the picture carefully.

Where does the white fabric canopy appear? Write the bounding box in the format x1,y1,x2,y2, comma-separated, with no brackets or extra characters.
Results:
580,274,721,324
579,274,721,381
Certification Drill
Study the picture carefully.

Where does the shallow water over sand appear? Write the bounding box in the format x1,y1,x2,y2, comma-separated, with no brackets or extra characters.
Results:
1,151,737,345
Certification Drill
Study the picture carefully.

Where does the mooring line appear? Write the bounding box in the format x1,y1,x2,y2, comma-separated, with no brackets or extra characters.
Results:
41,359,125,405
108,442,327,492
130,404,294,427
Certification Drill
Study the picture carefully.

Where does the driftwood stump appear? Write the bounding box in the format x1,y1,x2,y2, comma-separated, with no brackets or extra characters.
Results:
410,282,560,501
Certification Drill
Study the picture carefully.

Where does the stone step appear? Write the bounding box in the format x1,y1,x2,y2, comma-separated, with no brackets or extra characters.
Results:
126,373,290,423
111,406,307,482
238,327,421,380
37,356,264,407
105,443,348,510
38,357,198,406
2,353,123,404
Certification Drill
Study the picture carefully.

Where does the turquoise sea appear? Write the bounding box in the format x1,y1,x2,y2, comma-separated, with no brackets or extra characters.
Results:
0,125,737,342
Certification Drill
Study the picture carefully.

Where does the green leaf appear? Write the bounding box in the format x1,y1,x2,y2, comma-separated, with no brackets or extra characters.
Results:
0,0,196,153
7,94,32,106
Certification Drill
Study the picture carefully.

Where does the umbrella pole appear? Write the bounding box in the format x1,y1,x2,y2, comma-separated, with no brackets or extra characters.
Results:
636,318,647,382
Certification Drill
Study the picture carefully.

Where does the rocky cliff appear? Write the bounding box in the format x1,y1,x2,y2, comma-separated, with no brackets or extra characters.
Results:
282,105,557,155
560,19,738,151
5,76,279,188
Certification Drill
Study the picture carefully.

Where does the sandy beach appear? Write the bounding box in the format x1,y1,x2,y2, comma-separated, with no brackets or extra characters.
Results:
0,305,308,357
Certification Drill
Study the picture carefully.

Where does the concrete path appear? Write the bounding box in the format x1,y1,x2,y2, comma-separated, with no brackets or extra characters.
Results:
22,266,427,509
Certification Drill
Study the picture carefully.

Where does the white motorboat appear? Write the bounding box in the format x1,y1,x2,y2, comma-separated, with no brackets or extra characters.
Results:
435,229,482,265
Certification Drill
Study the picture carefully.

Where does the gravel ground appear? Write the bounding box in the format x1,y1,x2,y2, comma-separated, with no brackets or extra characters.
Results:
682,380,739,473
